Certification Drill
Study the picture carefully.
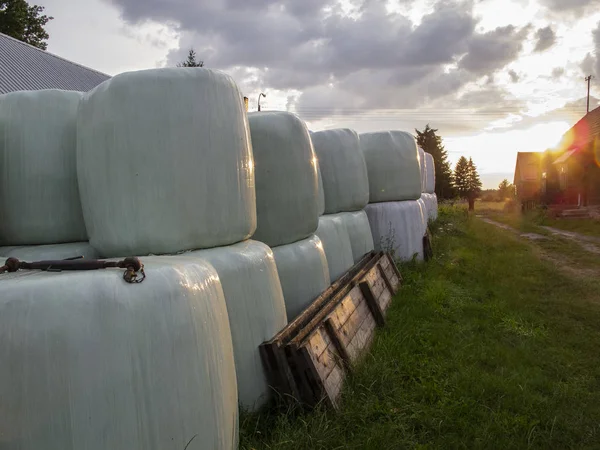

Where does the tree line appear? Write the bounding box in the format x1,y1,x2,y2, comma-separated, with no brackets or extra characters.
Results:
416,125,485,211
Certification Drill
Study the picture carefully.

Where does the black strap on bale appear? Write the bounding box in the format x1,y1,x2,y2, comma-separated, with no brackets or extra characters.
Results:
0,256,145,284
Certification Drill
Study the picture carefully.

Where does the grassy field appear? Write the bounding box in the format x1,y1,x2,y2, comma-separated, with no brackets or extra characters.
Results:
240,206,600,450
475,200,600,238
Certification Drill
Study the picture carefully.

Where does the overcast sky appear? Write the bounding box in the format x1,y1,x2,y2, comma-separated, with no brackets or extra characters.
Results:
41,0,600,187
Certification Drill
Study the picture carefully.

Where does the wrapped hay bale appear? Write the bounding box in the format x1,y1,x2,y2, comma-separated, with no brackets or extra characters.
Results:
0,242,99,260
249,112,319,247
332,210,374,263
311,129,369,214
310,131,326,217
424,152,436,194
0,90,87,245
272,235,330,322
365,201,426,261
315,215,354,283
422,193,438,221
77,68,255,257
360,131,421,203
181,240,287,411
317,159,326,216
0,256,238,449
417,196,428,231
419,147,426,193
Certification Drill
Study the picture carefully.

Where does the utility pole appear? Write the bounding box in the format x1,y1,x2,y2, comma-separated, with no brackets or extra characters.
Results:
258,93,266,112
585,75,592,114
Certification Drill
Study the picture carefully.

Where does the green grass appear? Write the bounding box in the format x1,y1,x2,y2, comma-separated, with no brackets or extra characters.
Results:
537,216,600,238
478,201,600,239
240,206,600,450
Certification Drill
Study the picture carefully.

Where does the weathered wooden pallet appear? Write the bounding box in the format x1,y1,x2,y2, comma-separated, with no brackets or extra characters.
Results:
260,251,401,409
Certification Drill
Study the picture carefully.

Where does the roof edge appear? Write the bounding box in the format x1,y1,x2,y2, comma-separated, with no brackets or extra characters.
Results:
0,31,111,79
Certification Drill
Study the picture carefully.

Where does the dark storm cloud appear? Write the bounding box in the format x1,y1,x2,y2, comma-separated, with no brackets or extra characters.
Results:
533,26,556,52
458,25,531,74
105,0,533,128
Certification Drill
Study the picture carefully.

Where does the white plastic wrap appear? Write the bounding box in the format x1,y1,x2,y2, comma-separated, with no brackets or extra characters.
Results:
0,242,99,260
365,201,426,262
315,215,355,283
424,152,436,194
311,129,369,214
181,240,287,411
0,256,238,449
421,193,439,221
332,211,374,263
360,131,421,203
417,197,428,231
311,130,326,217
0,90,87,245
77,68,255,257
272,235,330,322
317,161,326,216
430,194,438,221
419,147,426,193
249,112,319,247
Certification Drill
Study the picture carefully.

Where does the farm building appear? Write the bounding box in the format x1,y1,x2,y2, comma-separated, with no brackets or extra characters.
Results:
514,106,600,210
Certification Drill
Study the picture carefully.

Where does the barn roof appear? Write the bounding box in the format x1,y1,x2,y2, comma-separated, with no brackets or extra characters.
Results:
0,32,110,94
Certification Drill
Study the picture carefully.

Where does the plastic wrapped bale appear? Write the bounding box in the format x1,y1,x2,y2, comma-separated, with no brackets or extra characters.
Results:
419,194,431,222
249,112,319,247
333,210,374,263
419,147,426,193
426,193,438,221
360,131,421,203
417,197,428,231
272,235,330,322
310,131,326,217
180,240,287,411
0,90,87,245
365,201,425,261
0,242,99,260
424,152,436,194
77,68,255,257
317,159,326,216
0,256,238,449
315,215,355,283
311,129,369,214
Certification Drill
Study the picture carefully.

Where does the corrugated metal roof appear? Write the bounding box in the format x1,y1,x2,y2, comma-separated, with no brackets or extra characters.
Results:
0,32,110,94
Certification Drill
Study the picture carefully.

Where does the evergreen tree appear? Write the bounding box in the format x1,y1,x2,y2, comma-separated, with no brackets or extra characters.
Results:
177,48,204,67
454,156,470,198
497,179,515,200
0,0,53,50
415,124,454,199
454,156,482,210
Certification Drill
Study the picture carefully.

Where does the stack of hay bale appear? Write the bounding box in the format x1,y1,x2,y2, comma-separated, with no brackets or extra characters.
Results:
0,68,290,447
421,151,438,221
248,111,330,322
311,129,373,282
0,90,98,259
360,131,427,261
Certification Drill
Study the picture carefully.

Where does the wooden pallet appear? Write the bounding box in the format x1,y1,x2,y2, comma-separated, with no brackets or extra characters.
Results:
260,251,401,408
